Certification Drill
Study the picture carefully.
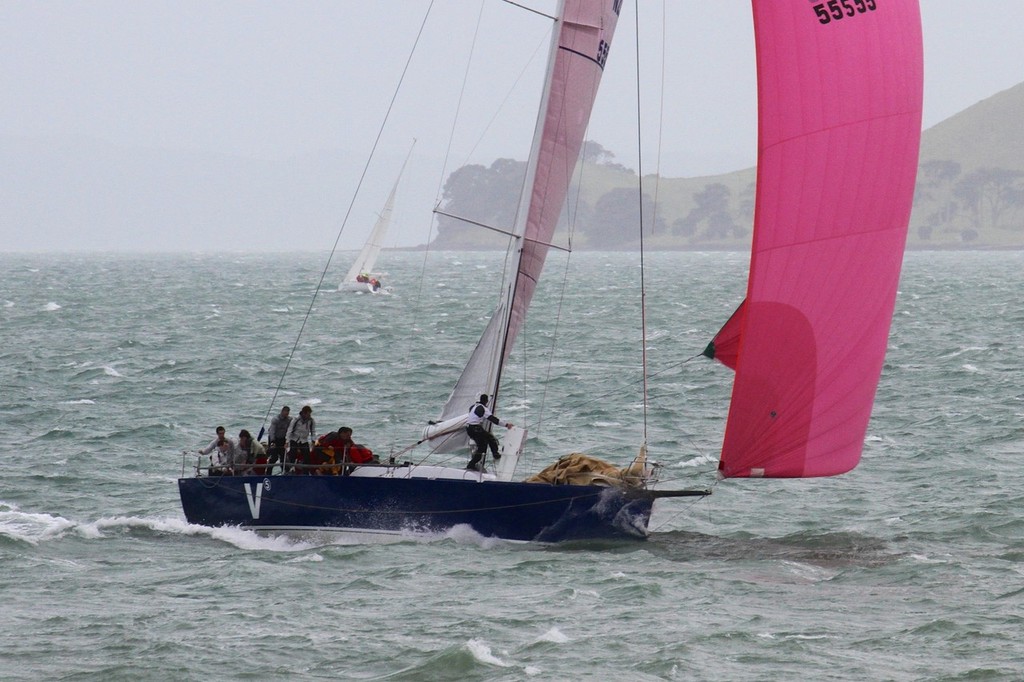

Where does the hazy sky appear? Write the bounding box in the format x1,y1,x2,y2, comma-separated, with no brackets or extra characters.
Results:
2,1,1022,251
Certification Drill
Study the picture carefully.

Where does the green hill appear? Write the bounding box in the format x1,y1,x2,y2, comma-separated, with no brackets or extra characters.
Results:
911,82,1024,247
433,82,1024,250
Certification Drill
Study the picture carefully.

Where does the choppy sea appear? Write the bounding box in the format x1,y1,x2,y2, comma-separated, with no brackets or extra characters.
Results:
1,250,1022,680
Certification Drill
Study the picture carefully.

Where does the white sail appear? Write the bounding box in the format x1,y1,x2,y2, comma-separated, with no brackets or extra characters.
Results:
342,142,415,287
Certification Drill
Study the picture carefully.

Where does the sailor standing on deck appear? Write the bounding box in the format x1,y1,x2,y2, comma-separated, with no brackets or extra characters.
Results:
285,405,316,474
465,394,512,472
198,425,239,475
266,405,291,473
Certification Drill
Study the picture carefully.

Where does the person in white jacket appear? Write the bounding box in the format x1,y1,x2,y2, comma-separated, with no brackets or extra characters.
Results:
285,405,317,474
198,425,239,475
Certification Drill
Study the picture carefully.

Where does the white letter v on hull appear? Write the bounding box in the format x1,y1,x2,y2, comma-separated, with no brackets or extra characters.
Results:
244,483,263,519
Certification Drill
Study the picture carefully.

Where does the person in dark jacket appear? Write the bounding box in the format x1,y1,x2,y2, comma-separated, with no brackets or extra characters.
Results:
465,394,512,471
265,406,290,474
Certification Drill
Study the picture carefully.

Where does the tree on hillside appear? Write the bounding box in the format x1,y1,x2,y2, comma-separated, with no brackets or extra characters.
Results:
674,183,746,241
916,160,963,238
737,182,756,229
1001,184,1024,231
587,187,663,248
434,158,525,246
581,140,633,173
953,167,1024,232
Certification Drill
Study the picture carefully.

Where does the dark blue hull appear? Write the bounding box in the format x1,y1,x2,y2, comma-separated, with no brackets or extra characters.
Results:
177,474,654,542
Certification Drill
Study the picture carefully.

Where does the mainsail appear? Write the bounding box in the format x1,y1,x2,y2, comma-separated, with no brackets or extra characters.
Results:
433,0,622,436
716,0,924,478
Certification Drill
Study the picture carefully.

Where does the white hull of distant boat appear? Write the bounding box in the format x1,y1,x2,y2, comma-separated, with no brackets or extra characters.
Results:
338,142,413,294
338,280,389,294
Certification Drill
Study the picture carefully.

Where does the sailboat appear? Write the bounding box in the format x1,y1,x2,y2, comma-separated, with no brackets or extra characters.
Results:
337,144,415,294
178,0,923,542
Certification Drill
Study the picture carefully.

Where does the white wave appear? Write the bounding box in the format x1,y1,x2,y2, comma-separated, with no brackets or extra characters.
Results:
0,508,320,552
941,346,987,359
675,453,717,468
0,506,77,545
442,523,506,549
92,516,320,551
465,639,511,668
102,366,123,377
44,302,62,311
781,560,836,582
286,552,325,563
536,627,570,644
569,587,600,600
783,633,832,641
271,307,290,313
3,300,13,308
961,364,980,373
62,399,96,405
348,367,375,375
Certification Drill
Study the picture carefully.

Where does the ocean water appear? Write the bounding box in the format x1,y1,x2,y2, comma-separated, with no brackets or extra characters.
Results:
1,250,1022,680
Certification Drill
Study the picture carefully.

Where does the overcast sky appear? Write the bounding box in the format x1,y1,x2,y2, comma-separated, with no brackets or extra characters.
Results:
2,1,1022,251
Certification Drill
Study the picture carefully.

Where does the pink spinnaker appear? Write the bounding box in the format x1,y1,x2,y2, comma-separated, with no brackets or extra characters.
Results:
716,0,924,478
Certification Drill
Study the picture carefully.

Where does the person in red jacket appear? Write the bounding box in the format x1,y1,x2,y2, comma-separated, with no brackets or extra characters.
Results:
315,427,374,474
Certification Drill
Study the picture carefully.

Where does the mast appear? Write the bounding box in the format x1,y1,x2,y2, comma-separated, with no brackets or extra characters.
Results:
433,0,623,440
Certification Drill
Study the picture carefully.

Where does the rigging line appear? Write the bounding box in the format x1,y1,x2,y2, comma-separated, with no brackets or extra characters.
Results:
527,47,596,471
405,0,485,438
425,4,552,292
647,487,715,534
656,469,721,487
454,29,552,173
531,163,586,464
260,0,437,436
500,0,556,21
650,0,666,234
521,229,576,476
515,351,708,438
492,7,583,414
633,0,651,452
432,0,485,209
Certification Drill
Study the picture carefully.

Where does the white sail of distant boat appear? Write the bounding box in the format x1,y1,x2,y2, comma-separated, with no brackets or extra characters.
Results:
339,142,415,293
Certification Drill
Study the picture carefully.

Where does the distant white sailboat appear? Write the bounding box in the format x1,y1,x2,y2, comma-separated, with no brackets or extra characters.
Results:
338,142,414,294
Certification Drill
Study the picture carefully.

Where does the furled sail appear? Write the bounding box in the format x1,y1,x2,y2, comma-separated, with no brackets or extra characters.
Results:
717,0,924,478
432,0,622,442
